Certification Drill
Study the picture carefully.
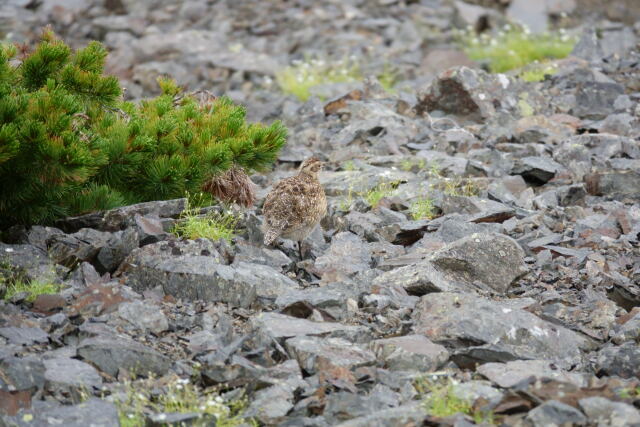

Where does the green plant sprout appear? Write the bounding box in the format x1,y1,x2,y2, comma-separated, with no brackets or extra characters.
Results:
520,63,558,82
410,197,437,220
418,378,495,425
115,376,254,427
3,280,60,302
364,181,399,208
276,57,361,101
460,24,577,73
172,197,238,242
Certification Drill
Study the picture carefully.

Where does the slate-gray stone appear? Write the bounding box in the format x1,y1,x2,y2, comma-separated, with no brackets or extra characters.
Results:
595,342,640,379
371,335,449,372
374,233,527,295
527,400,587,427
43,357,103,391
0,327,48,346
77,335,171,377
286,336,376,374
251,312,370,344
579,396,640,426
116,300,169,334
2,398,119,427
0,355,45,392
413,292,590,368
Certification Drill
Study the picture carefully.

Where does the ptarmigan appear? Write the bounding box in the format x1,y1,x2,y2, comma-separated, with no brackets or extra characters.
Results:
262,157,327,259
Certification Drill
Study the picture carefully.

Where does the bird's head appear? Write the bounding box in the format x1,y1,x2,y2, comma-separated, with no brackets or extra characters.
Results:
299,157,324,177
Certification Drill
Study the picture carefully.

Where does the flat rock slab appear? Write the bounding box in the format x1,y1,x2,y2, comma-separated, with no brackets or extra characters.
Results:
117,300,169,334
57,198,186,232
595,342,640,379
251,312,370,343
285,336,376,374
374,233,527,295
477,360,589,388
579,397,640,426
371,335,449,372
335,402,426,427
276,281,368,321
439,196,516,224
0,327,48,346
413,292,591,368
77,335,171,378
43,357,103,390
1,398,119,427
0,244,58,284
120,240,298,307
527,400,587,427
312,232,372,281
0,356,45,391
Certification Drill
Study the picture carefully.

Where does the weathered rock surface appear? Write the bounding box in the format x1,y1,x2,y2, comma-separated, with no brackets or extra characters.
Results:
77,335,171,377
413,292,591,367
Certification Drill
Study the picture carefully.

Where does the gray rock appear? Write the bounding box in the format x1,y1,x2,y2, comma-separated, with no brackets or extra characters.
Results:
527,400,587,427
415,67,512,122
232,240,292,271
595,342,640,379
413,292,590,368
572,28,605,63
477,360,589,388
371,335,449,372
433,216,503,244
286,336,376,374
95,228,139,273
135,215,171,246
47,228,112,268
120,240,297,308
2,398,119,427
451,381,503,407
0,355,45,391
276,281,368,321
57,199,186,233
579,396,640,427
312,232,372,281
572,82,625,120
77,335,171,377
610,311,640,344
0,243,58,284
234,262,300,305
376,232,527,296
245,382,296,424
439,196,516,224
511,156,563,185
251,312,370,344
43,357,103,391
0,327,48,346
117,300,169,334
585,171,640,201
428,233,528,294
334,402,425,427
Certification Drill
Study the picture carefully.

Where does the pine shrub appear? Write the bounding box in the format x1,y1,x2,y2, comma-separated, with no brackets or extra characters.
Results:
0,30,287,228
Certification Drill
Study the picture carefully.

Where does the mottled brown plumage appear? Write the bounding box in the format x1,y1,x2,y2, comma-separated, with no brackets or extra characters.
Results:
262,157,327,257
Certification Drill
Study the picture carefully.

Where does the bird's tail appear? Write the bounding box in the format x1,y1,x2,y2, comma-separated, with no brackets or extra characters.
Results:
263,228,279,246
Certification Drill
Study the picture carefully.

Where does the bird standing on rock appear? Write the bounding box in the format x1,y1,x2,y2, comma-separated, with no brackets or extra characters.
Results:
262,157,327,259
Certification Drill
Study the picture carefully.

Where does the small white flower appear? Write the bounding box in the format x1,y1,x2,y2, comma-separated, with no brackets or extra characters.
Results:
157,414,167,421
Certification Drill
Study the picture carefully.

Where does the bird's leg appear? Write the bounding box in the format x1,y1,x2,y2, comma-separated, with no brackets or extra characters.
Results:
298,240,304,260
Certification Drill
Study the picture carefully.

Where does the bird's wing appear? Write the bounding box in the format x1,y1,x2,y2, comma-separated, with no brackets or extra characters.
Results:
263,177,311,231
